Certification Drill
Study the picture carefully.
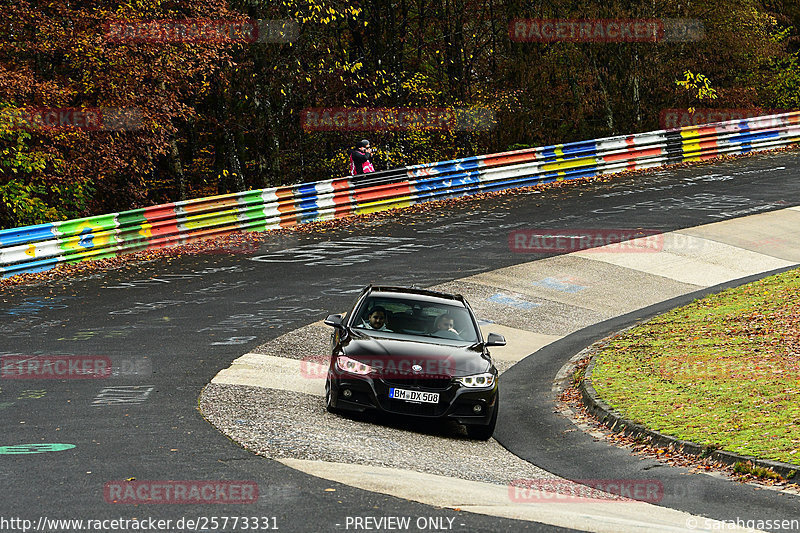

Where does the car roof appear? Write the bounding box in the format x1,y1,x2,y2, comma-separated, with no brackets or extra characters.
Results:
365,286,467,307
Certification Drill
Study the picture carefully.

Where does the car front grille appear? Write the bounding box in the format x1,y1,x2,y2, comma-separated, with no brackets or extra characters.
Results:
382,376,452,391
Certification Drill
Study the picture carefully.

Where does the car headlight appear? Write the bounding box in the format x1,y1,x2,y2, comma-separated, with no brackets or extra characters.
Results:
455,373,495,388
335,356,372,375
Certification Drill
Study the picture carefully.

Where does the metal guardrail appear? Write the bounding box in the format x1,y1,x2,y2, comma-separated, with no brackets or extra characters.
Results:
1,111,798,278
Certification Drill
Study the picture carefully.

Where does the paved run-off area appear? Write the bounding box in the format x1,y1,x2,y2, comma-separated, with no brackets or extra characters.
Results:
201,206,800,533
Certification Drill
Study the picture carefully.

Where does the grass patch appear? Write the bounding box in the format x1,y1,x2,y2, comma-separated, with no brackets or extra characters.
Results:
591,267,800,466
732,461,784,481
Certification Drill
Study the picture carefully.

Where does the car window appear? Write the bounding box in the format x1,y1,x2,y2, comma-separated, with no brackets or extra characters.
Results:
352,296,479,343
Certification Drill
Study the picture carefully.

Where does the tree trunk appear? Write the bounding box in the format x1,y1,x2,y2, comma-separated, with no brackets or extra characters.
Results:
592,54,615,133
225,130,245,192
170,139,186,201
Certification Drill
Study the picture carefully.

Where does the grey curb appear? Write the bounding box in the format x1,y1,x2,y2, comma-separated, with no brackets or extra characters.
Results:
579,355,800,480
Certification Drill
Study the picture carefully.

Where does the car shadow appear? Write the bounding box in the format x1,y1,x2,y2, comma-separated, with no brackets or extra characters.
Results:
327,406,471,440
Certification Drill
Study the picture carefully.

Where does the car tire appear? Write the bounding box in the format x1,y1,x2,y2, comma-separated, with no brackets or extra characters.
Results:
466,398,498,441
325,379,339,414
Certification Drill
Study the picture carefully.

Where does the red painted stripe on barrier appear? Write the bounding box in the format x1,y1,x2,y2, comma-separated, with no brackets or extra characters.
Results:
354,181,413,203
275,187,296,227
332,178,351,191
699,139,719,150
144,204,180,249
481,152,537,167
181,196,238,213
143,204,178,222
333,205,352,218
624,137,637,170
331,179,353,217
275,187,297,228
602,147,663,163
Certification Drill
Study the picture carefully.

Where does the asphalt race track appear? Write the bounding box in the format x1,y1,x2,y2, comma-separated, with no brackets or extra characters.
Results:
1,150,799,532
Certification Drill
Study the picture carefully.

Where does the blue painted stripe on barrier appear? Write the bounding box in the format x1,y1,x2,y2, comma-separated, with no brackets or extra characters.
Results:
411,171,482,199
408,172,484,204
479,174,551,193
407,155,482,174
423,160,481,174
291,183,321,222
541,141,598,159
296,199,320,222
1,256,60,278
297,183,318,197
0,223,57,247
538,166,600,181
730,130,781,143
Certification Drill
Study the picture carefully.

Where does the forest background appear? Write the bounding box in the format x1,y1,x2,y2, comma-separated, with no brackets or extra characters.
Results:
1,0,799,229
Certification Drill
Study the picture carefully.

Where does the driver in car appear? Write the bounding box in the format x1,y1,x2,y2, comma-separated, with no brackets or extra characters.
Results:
433,313,459,337
362,306,392,331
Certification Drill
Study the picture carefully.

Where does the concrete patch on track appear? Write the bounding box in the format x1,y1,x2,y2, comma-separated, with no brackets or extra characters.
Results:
573,232,795,287
675,208,800,263
280,459,731,533
434,279,604,337
462,255,703,317
201,207,800,533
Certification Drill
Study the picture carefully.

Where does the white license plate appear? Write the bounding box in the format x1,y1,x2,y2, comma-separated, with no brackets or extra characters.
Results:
389,388,439,404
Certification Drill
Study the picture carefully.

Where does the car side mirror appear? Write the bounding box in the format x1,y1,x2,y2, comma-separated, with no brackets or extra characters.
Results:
485,333,506,347
324,314,344,328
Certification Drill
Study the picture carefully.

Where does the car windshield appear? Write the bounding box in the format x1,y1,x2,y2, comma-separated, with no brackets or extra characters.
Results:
352,295,479,343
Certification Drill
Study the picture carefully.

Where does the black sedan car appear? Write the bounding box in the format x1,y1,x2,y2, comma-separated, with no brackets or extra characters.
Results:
323,285,505,440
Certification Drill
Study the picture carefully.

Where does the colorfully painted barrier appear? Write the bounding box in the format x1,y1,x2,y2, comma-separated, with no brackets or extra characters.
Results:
1,111,799,278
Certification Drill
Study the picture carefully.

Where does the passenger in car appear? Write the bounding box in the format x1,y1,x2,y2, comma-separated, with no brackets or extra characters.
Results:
362,306,392,331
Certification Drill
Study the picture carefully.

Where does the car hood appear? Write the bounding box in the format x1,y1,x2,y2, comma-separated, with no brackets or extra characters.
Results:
339,331,492,377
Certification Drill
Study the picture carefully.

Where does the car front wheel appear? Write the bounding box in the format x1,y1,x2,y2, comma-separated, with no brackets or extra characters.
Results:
325,378,339,414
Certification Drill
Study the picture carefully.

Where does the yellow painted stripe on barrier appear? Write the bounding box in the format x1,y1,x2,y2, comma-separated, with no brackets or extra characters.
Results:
680,127,702,139
354,196,414,215
139,222,153,239
182,210,240,230
681,141,704,154
541,156,597,172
